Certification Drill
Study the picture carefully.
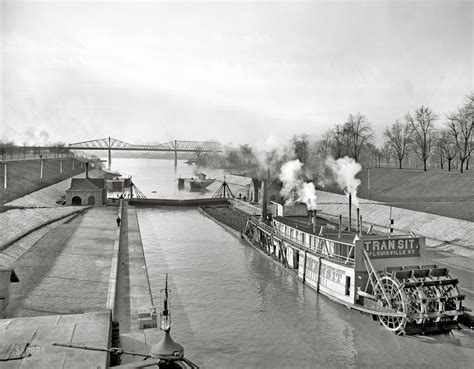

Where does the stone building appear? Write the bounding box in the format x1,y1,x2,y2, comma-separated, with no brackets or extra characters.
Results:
66,178,106,206
65,163,106,206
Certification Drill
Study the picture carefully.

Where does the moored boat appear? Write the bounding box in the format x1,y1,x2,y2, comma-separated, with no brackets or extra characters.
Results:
179,173,215,191
241,199,465,335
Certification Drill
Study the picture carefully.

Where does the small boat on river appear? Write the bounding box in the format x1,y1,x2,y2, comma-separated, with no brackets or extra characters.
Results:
178,173,215,191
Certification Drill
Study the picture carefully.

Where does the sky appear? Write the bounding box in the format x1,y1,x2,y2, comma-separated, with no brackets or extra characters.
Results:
0,0,472,147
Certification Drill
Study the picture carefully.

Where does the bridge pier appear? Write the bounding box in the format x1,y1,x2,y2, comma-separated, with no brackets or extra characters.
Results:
108,137,112,170
174,140,177,167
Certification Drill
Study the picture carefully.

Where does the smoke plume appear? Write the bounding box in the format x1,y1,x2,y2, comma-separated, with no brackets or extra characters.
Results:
254,136,294,179
325,156,362,205
298,182,317,210
278,159,317,210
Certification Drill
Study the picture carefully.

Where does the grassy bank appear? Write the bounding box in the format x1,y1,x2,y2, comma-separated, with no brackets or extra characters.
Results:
0,158,85,205
320,167,474,222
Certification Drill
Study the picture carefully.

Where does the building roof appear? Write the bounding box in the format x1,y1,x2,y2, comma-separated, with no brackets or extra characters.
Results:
224,175,253,187
67,178,104,192
103,171,121,180
274,215,356,244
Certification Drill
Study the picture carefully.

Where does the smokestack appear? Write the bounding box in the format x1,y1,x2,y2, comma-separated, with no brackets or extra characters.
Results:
308,210,312,227
356,208,360,234
338,214,342,238
85,162,89,178
312,209,317,232
261,169,269,222
359,215,363,236
348,194,352,232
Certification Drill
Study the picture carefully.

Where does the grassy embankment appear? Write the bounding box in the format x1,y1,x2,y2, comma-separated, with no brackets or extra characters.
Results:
0,158,85,205
319,167,474,222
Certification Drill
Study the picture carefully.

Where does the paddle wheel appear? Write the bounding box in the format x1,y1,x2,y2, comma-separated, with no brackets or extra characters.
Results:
362,249,464,334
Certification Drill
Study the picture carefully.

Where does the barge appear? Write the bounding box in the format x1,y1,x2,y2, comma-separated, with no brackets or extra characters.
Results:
241,200,464,335
178,172,215,190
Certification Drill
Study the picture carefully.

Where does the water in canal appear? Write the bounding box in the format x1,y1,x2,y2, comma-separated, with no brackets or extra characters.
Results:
111,158,474,368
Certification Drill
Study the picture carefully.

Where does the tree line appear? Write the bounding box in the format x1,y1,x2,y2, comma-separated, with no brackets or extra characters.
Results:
212,92,473,174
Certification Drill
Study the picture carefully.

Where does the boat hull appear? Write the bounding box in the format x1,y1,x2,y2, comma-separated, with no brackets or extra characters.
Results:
185,179,215,190
240,215,464,335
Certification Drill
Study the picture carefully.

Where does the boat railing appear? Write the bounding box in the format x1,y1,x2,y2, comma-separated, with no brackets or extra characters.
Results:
247,216,355,266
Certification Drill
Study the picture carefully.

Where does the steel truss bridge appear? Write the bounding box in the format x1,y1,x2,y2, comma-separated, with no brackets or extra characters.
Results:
68,137,223,168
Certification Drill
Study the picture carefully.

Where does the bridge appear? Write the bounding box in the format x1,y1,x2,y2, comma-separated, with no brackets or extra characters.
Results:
67,137,223,168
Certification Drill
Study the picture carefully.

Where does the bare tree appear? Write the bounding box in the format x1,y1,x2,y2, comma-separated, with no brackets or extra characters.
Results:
344,113,374,162
405,106,438,171
239,144,255,166
380,142,392,167
446,93,473,173
332,124,346,159
318,129,333,157
362,143,380,167
290,133,310,164
436,129,457,171
383,120,412,169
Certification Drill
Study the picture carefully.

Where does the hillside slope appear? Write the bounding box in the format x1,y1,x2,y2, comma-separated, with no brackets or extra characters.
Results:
0,158,85,205
319,168,474,222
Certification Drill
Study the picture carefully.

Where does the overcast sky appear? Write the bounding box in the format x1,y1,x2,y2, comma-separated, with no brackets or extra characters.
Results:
1,0,472,147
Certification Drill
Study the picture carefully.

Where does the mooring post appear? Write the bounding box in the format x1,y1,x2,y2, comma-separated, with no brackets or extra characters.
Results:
3,163,7,189
174,140,178,167
40,158,44,180
60,159,63,174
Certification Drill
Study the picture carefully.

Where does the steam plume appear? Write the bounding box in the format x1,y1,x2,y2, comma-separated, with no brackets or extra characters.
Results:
278,159,317,210
298,182,317,210
254,136,294,179
325,156,362,205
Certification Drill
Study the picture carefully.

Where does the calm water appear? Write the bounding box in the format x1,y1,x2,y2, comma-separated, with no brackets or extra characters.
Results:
111,158,474,368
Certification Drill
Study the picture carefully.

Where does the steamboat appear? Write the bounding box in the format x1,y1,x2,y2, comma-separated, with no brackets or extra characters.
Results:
241,196,465,335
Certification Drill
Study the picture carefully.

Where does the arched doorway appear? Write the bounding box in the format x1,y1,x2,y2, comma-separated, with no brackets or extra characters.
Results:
72,196,82,206
87,195,96,205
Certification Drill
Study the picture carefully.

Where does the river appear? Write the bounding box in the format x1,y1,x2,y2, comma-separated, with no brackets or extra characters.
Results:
111,158,474,368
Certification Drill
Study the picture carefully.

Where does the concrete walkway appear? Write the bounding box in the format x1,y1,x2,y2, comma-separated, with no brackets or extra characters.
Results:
114,202,155,334
10,206,117,317
0,311,111,369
